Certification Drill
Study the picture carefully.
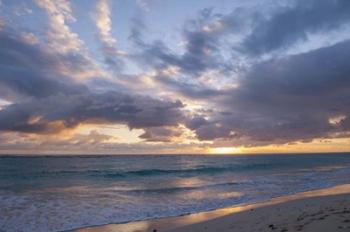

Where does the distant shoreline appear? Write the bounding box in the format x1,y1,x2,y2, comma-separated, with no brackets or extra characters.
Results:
72,184,350,232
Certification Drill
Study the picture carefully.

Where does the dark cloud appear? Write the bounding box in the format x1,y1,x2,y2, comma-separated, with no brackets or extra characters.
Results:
140,126,182,142
243,0,350,55
127,3,350,146
0,92,185,133
131,0,350,69
0,27,185,135
0,29,90,101
126,2,350,145
193,123,234,141
186,116,208,130
129,15,147,47
130,8,228,76
101,45,126,71
186,116,234,141
190,40,350,145
153,72,222,99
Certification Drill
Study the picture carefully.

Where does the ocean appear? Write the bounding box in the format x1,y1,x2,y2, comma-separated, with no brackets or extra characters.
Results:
1,153,350,232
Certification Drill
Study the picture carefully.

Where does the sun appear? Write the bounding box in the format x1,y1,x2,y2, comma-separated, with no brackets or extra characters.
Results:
209,147,240,154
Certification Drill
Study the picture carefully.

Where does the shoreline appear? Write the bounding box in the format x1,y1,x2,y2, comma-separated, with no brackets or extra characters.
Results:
72,184,350,232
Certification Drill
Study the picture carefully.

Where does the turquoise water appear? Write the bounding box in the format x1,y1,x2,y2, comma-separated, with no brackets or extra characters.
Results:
1,153,350,231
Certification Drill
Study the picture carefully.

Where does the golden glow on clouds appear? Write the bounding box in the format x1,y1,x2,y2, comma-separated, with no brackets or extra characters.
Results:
35,0,83,53
94,0,116,46
328,115,347,126
0,99,11,110
237,137,350,154
21,32,39,45
0,111,349,155
77,123,144,143
0,127,349,155
202,20,224,33
159,65,180,76
27,116,43,125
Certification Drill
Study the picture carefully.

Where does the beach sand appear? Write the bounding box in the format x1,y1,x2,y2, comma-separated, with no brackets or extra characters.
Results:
74,184,350,232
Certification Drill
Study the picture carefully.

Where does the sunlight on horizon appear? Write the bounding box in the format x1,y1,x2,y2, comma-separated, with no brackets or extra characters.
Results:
209,147,241,154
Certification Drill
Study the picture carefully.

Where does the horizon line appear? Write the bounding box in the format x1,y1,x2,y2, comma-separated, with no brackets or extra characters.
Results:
1,151,349,157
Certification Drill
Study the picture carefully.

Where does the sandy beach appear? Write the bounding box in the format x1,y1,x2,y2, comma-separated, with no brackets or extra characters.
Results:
74,184,350,232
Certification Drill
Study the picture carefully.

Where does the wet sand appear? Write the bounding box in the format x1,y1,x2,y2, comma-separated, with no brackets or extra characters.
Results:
73,184,350,232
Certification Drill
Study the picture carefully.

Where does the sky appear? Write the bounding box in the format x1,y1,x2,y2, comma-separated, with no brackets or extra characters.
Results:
0,0,350,154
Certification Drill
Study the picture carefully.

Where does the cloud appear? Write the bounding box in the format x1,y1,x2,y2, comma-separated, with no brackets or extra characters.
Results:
94,0,116,46
242,0,350,55
0,74,185,135
125,2,350,147
0,28,88,101
0,130,207,154
136,0,150,12
33,0,106,81
190,39,350,145
130,0,350,75
130,8,229,75
140,126,183,142
0,71,185,136
35,0,83,53
125,7,254,101
0,25,185,136
93,0,127,70
152,69,223,99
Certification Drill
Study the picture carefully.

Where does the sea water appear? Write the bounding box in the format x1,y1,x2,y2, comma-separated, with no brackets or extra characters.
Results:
1,153,350,232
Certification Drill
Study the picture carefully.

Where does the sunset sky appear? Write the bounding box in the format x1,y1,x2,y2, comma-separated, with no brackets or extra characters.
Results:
0,0,350,154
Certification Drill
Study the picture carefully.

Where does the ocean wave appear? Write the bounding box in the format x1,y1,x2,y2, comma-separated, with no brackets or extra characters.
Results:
0,162,291,180
99,163,278,179
5,162,348,181
122,182,240,194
